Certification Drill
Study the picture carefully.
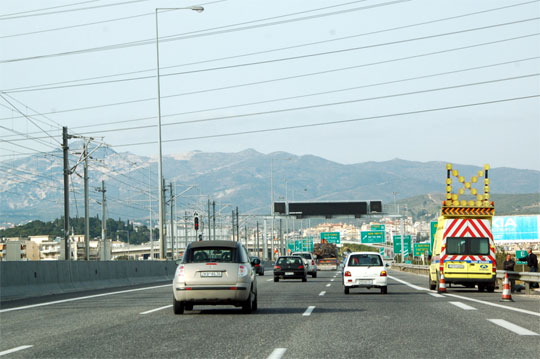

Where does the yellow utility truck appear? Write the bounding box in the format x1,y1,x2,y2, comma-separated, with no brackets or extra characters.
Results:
429,164,497,293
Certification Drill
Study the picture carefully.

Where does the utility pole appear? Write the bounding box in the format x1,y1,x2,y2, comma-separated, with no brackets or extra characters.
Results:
83,141,90,260
207,199,211,241
231,210,235,241
256,221,259,257
169,182,174,259
62,127,71,260
244,225,248,251
235,207,240,242
96,181,107,260
161,177,166,259
212,201,216,241
263,219,268,260
279,219,283,256
184,211,188,248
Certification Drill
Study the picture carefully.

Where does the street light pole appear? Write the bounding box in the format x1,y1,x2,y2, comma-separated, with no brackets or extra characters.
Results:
155,6,203,260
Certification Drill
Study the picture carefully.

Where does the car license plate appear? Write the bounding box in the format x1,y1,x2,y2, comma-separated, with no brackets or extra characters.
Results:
448,264,464,269
285,272,294,275
357,279,372,285
201,271,222,277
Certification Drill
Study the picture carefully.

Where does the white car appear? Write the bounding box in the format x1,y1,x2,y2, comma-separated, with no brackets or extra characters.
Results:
343,252,388,294
291,251,317,278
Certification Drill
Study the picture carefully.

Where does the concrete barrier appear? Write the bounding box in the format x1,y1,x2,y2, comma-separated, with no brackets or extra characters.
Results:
0,261,177,302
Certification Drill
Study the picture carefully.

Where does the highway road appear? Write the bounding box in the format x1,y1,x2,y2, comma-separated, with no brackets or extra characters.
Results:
1,269,539,358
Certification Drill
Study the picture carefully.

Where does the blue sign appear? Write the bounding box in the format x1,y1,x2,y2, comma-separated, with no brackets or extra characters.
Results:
492,215,540,242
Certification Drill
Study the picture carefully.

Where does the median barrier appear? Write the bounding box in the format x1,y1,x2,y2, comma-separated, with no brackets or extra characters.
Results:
0,261,177,302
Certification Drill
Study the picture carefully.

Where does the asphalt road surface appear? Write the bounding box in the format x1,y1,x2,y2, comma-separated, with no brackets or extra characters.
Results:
1,269,539,358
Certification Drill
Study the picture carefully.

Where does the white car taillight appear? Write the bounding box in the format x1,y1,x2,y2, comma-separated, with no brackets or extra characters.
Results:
238,265,249,277
176,265,185,278
344,271,351,276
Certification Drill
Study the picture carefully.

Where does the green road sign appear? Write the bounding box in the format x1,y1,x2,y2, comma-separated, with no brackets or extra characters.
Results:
287,241,294,252
414,243,431,257
371,224,386,231
379,247,385,256
430,221,437,253
404,260,412,264
361,231,385,244
516,250,528,265
321,232,340,244
393,235,412,254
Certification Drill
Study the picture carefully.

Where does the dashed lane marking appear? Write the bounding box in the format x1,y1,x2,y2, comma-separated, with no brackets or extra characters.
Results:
266,279,273,282
326,283,331,287
330,279,335,282
0,346,33,357
319,291,326,296
140,305,172,315
303,306,315,316
449,301,476,310
428,293,445,298
0,284,171,313
267,348,287,359
487,319,538,336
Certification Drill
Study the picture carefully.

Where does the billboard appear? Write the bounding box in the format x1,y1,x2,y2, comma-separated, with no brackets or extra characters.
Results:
492,215,540,242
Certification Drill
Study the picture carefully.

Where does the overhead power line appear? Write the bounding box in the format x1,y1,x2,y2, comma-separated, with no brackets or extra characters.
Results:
112,95,540,147
71,73,539,135
0,1,102,18
4,17,539,94
0,0,412,63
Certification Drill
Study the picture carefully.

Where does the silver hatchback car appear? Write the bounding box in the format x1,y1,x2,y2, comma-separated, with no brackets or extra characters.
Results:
173,240,257,314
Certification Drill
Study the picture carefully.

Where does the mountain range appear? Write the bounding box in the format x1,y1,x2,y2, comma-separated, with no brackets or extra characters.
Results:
1,143,539,226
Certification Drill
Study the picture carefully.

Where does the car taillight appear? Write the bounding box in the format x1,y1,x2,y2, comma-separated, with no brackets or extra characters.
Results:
380,270,387,277
274,265,281,270
254,264,260,267
176,265,184,278
298,265,304,269
345,271,351,276
238,265,249,277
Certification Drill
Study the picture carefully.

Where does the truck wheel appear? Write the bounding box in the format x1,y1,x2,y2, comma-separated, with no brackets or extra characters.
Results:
344,286,349,294
429,274,436,290
486,284,495,293
477,284,486,292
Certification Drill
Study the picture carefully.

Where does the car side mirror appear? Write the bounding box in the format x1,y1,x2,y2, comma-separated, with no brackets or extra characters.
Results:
385,263,390,267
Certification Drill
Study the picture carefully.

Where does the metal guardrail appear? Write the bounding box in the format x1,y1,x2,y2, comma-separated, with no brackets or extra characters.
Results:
391,264,540,295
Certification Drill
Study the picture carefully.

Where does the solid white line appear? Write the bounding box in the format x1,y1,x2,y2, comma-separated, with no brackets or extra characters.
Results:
140,304,172,315
388,275,540,318
303,306,315,316
266,278,273,282
0,284,171,313
487,319,539,335
319,291,326,296
267,348,287,359
444,293,540,318
388,275,428,291
0,345,33,357
428,293,445,298
449,301,476,311
326,283,331,287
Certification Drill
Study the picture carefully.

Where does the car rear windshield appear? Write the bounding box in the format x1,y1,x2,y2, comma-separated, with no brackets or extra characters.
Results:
184,247,237,263
348,254,382,266
293,253,311,260
277,257,303,266
446,237,490,255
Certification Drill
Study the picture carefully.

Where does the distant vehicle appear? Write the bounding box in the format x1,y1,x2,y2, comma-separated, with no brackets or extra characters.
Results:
291,251,317,278
314,242,339,270
343,252,388,294
274,256,307,282
250,256,264,276
172,240,258,314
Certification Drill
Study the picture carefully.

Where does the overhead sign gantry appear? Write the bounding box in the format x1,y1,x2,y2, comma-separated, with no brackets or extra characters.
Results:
273,200,383,218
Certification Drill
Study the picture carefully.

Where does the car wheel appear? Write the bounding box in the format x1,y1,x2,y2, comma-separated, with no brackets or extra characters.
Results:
312,272,317,278
173,297,184,315
252,292,258,311
259,271,264,276
242,289,254,314
184,303,193,311
344,286,349,294
380,286,388,294
274,277,279,282
486,284,495,293
302,275,307,282
477,284,486,292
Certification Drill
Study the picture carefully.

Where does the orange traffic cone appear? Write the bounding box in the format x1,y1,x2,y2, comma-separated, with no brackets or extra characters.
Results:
438,273,447,293
500,272,513,302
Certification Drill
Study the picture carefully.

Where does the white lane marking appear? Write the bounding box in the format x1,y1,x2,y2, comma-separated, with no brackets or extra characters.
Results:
388,275,540,318
303,306,315,316
330,279,335,282
388,275,428,291
267,348,287,359
326,283,331,287
0,345,33,357
266,278,273,282
487,319,539,336
140,304,172,315
319,291,326,296
449,301,476,311
444,293,540,318
0,284,171,313
428,293,445,298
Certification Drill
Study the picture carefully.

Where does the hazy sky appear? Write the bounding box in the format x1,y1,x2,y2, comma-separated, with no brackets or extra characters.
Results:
1,0,539,170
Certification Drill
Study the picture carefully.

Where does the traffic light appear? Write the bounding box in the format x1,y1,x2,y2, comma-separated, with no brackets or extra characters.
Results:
194,217,199,231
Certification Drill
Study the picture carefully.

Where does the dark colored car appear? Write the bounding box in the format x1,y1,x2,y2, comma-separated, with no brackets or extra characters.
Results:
250,256,264,276
274,256,307,282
